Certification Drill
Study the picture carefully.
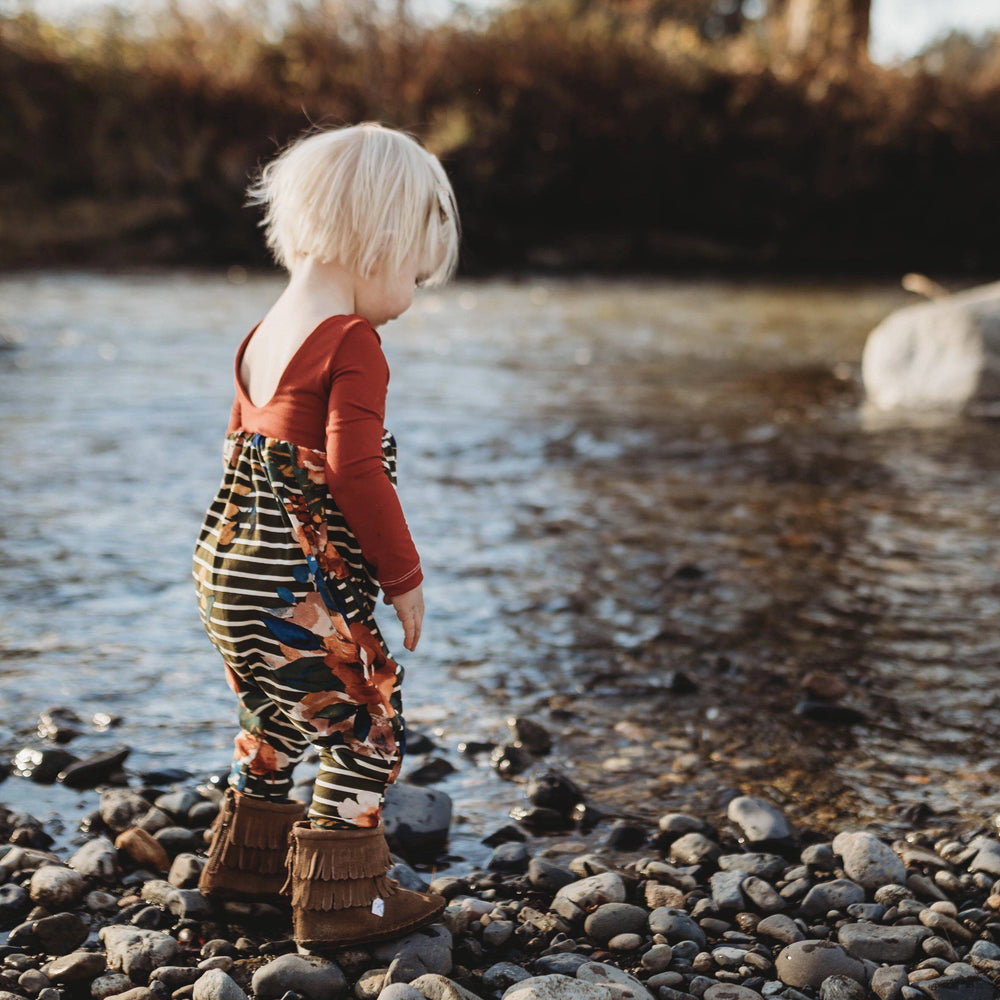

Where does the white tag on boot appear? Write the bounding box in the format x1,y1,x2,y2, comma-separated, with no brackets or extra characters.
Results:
371,897,385,917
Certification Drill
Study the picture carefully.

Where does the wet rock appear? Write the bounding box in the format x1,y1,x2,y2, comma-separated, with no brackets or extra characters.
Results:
727,798,795,847
34,912,89,954
154,791,200,820
648,908,708,950
101,790,153,833
703,987,764,1000
191,970,247,1000
870,965,908,1000
482,964,531,993
12,747,78,783
137,808,173,834
832,831,907,889
605,820,648,851
406,759,456,786
528,859,576,893
836,924,931,963
382,785,452,858
69,837,118,880
775,941,865,990
251,955,348,1000
30,864,85,910
99,926,180,984
861,280,1000,414
154,826,200,855
115,829,170,872
583,903,649,945
919,909,974,941
42,951,107,983
501,974,619,1000
92,973,135,999
491,744,533,778
372,925,452,978
488,843,529,874
37,707,83,743
800,879,866,916
0,884,29,929
508,806,570,833
756,914,804,945
508,717,553,755
168,853,204,889
58,747,131,789
659,813,714,838
552,872,625,911
670,833,722,866
525,771,584,817
794,700,867,726
482,919,514,948
710,871,747,911
967,838,1000,878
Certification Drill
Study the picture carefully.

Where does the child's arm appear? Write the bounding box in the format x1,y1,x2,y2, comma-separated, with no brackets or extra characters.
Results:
324,324,424,645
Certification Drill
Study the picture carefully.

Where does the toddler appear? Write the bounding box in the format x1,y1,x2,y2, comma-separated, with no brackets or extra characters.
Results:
192,122,459,953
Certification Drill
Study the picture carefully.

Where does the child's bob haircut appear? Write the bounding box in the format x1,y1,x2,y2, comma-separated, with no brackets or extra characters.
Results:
246,122,460,286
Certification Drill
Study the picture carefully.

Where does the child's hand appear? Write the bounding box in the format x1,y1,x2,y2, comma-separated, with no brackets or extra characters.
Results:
388,584,424,652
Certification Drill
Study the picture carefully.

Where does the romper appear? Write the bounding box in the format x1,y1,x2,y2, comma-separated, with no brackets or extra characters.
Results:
192,314,421,817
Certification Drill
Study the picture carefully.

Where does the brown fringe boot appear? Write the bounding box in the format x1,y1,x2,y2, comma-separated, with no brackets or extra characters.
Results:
198,788,305,901
282,820,445,952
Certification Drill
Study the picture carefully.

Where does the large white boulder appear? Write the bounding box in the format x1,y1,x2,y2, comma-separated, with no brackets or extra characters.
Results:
861,280,1000,415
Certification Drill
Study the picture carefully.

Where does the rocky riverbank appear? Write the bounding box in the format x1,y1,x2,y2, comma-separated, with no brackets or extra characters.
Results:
3,724,1000,1000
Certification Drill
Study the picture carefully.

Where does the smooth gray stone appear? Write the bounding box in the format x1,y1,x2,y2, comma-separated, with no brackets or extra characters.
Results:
500,974,618,1000
861,280,1000,414
659,814,713,837
648,907,708,949
742,876,785,913
726,797,795,846
832,832,906,890
583,902,649,945
528,859,576,893
191,970,247,1000
42,951,107,983
801,844,836,869
640,944,674,973
482,919,514,948
481,963,531,992
488,843,529,874
149,968,203,990
376,986,424,1000
100,790,152,833
529,955,591,977
717,854,785,881
407,975,487,1000
385,956,424,987
371,925,452,978
837,923,931,963
576,961,653,999
154,791,199,820
382,784,452,856
870,965,907,1000
33,911,90,954
0,884,30,928
800,879,865,916
387,862,430,893
968,940,1000,961
68,837,118,880
251,955,347,1000
29,864,85,910
712,947,749,968
967,837,1000,877
703,987,764,1000
710,871,747,911
167,854,203,889
774,941,865,990
99,927,181,985
92,973,135,999
670,833,721,866
552,872,626,910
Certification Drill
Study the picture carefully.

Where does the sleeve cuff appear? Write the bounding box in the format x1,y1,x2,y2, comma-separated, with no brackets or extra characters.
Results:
380,563,423,598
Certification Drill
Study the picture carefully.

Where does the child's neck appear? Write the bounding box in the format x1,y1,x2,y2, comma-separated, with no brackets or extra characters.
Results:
285,257,358,317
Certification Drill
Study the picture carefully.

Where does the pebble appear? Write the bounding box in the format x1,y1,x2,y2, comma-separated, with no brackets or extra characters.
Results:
836,923,931,962
774,940,865,990
407,975,482,999
670,833,722,866
648,907,708,949
727,798,795,847
29,864,86,909
832,831,907,889
371,926,452,978
42,952,107,983
167,853,204,888
100,790,153,833
69,837,119,880
800,879,865,916
115,829,170,872
583,902,648,945
488,843,530,874
191,970,247,1000
552,872,625,911
527,859,576,892
99,926,180,984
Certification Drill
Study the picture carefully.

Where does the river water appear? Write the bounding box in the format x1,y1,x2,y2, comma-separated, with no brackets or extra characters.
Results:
1,271,998,866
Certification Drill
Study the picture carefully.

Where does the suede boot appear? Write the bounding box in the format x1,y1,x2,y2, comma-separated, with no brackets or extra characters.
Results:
198,787,305,901
281,820,445,952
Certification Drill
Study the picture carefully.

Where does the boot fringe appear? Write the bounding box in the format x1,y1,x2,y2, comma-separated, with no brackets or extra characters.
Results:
219,840,290,875
227,799,301,851
291,874,399,911
287,834,392,881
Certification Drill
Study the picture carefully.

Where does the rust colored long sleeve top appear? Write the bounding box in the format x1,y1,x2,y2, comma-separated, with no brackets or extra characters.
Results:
227,313,423,598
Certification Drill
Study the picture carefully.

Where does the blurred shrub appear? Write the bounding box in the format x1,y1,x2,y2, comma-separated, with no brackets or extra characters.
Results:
1,0,998,272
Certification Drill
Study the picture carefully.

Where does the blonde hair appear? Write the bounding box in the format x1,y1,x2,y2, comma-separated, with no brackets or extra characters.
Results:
246,122,460,285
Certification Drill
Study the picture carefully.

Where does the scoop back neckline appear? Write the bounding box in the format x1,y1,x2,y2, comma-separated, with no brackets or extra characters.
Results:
235,312,376,410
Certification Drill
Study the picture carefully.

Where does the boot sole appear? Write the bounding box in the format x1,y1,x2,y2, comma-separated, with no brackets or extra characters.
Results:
295,904,446,953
